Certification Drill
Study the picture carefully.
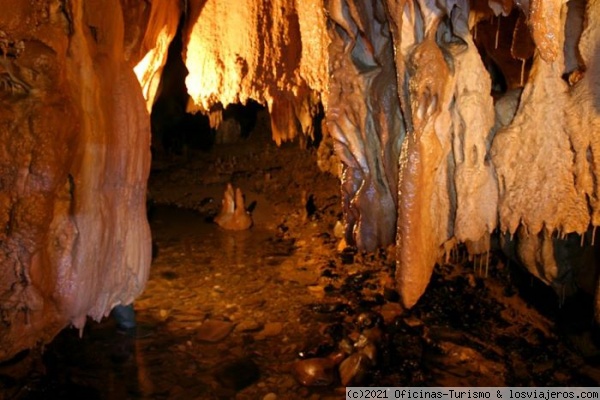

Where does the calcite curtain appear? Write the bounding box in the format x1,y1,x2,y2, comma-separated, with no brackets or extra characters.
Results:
0,0,179,360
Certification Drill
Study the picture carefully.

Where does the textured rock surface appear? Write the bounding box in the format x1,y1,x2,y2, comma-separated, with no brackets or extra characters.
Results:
396,15,455,307
184,0,328,145
0,0,152,360
122,0,181,111
326,0,404,252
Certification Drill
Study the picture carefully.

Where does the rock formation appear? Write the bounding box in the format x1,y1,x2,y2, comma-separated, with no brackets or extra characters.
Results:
3,0,600,360
0,0,178,360
214,183,253,231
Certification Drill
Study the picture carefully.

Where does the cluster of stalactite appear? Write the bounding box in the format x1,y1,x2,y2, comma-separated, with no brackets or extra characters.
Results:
179,0,596,310
326,0,600,311
183,0,328,145
179,0,600,315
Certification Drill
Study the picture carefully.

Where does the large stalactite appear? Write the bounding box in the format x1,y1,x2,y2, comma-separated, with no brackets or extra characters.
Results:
0,0,179,360
3,0,600,361
326,0,404,252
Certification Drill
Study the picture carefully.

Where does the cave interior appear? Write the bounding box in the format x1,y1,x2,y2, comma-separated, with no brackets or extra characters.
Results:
1,0,600,397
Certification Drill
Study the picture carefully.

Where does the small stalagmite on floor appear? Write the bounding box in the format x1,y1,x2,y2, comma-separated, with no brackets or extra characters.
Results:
214,183,253,230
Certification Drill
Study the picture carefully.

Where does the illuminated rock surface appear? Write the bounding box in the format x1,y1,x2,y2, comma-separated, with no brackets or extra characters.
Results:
0,0,154,360
184,0,327,145
2,127,597,397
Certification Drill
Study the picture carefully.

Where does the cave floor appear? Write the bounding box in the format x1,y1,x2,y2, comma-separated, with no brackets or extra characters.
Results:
4,126,600,399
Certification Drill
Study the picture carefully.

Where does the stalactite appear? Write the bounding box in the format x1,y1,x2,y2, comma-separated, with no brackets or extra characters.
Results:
495,15,501,49
528,0,562,62
326,0,403,252
0,0,152,360
122,0,181,111
492,1,588,237
395,4,455,307
184,0,327,145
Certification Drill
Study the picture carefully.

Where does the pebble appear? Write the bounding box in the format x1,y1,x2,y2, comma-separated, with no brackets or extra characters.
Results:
235,319,263,332
264,393,277,400
197,319,235,342
254,322,283,340
379,302,403,324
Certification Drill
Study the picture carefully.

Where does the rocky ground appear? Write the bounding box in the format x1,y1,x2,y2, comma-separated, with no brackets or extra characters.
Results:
2,113,600,399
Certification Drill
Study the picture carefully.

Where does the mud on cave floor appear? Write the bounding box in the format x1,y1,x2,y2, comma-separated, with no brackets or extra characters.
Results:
4,128,600,399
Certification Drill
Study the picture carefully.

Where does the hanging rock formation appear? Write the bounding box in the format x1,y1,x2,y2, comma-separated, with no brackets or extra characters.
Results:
326,0,404,252
0,0,180,360
183,0,328,145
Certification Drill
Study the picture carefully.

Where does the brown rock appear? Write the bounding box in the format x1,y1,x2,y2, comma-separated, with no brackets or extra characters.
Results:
254,322,283,340
197,319,235,342
339,353,372,386
0,0,173,360
291,358,336,387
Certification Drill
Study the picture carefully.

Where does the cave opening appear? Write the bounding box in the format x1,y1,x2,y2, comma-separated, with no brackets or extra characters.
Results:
4,0,600,397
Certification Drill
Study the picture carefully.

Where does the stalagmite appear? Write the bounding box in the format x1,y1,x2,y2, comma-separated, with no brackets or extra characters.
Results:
214,183,253,231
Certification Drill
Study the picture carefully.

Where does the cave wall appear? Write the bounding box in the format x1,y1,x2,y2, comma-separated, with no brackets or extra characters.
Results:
0,0,164,360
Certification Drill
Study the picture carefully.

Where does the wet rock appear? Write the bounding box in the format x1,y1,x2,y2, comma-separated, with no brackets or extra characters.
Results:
324,323,346,341
235,319,263,333
339,353,372,386
355,311,384,330
360,342,378,364
379,303,403,324
340,247,357,264
291,358,336,387
215,357,260,391
338,338,354,355
403,316,424,329
298,341,335,359
254,322,283,340
197,319,235,342
310,302,351,314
